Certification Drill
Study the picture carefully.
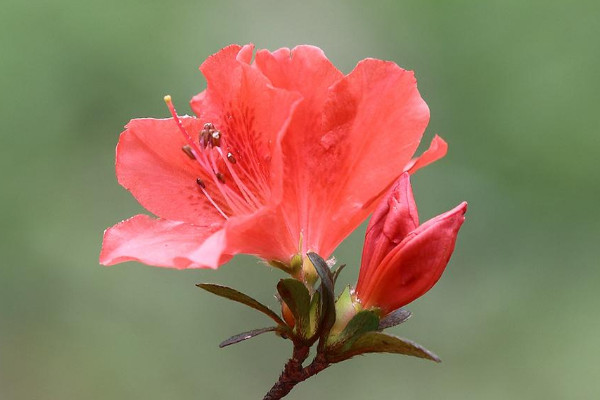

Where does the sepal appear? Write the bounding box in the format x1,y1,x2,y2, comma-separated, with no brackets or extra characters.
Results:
326,310,380,352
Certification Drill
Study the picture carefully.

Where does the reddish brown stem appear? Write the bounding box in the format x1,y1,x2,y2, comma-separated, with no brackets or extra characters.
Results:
263,345,330,400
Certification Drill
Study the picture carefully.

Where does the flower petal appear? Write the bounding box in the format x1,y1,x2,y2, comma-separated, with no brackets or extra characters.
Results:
221,207,299,264
310,59,430,257
404,135,448,174
99,214,231,269
191,44,302,206
253,45,343,101
359,202,467,313
252,46,345,254
116,118,225,226
357,173,419,294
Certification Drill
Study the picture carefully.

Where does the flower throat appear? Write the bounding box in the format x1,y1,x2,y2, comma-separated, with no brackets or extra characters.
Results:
164,95,267,220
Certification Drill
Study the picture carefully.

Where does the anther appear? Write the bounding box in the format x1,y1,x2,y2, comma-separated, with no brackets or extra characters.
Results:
196,178,206,188
227,152,237,164
211,131,221,147
182,145,196,159
215,172,226,184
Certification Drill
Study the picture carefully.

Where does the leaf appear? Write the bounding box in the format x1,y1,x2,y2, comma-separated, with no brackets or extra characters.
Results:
308,291,320,337
196,283,285,326
332,264,346,284
378,308,412,330
277,279,311,335
331,331,441,363
328,310,380,350
307,252,336,338
219,326,278,348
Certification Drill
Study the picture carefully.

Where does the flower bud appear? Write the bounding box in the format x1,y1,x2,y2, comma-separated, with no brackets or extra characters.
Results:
355,173,467,314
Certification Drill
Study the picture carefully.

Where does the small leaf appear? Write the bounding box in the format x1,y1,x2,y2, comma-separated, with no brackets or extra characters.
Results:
332,264,346,284
307,252,336,338
277,279,311,335
331,331,441,363
329,310,380,350
308,291,320,337
196,283,285,326
219,326,278,348
378,308,412,330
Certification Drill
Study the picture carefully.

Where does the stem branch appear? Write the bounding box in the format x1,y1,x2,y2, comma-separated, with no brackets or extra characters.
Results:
263,344,330,400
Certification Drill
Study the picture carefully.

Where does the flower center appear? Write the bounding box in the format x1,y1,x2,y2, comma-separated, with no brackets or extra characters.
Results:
164,95,267,220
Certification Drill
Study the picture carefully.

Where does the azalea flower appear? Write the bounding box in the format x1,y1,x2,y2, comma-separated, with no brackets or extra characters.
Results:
100,44,446,273
355,173,467,314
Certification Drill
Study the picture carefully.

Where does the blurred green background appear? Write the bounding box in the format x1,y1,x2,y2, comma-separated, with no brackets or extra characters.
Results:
1,0,599,399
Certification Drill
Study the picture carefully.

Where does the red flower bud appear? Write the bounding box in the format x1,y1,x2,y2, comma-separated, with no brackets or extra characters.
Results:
355,173,467,314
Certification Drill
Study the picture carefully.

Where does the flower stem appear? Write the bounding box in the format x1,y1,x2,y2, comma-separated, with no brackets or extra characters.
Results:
263,344,330,400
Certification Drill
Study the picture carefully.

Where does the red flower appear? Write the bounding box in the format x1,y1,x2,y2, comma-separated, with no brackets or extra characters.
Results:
100,44,446,270
355,173,467,314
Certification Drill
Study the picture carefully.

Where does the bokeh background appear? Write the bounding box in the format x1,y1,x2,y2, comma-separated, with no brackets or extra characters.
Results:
2,1,599,399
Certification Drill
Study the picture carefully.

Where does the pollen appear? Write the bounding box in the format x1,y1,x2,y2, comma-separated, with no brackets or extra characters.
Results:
199,122,221,148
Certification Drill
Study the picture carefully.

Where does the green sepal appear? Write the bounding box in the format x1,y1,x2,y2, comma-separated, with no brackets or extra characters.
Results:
277,279,311,336
329,331,441,363
329,285,359,336
327,309,380,351
378,308,412,330
268,259,292,274
196,283,285,326
307,252,336,342
219,326,279,348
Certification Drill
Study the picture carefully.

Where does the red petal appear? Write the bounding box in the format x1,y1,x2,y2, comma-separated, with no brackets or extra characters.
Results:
254,45,343,100
253,46,345,254
116,118,224,226
222,207,300,263
307,59,430,257
99,215,231,269
191,44,302,205
357,173,419,294
359,202,467,313
404,135,448,174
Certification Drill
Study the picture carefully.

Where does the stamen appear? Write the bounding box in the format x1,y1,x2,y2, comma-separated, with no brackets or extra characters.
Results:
197,181,228,220
215,147,261,208
227,152,237,164
164,95,267,220
164,95,200,153
182,145,196,159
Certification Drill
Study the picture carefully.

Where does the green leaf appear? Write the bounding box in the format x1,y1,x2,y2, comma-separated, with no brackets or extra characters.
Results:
307,252,336,338
328,310,380,350
331,331,441,363
378,308,412,330
308,291,320,337
219,326,278,348
277,279,311,335
196,283,285,326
